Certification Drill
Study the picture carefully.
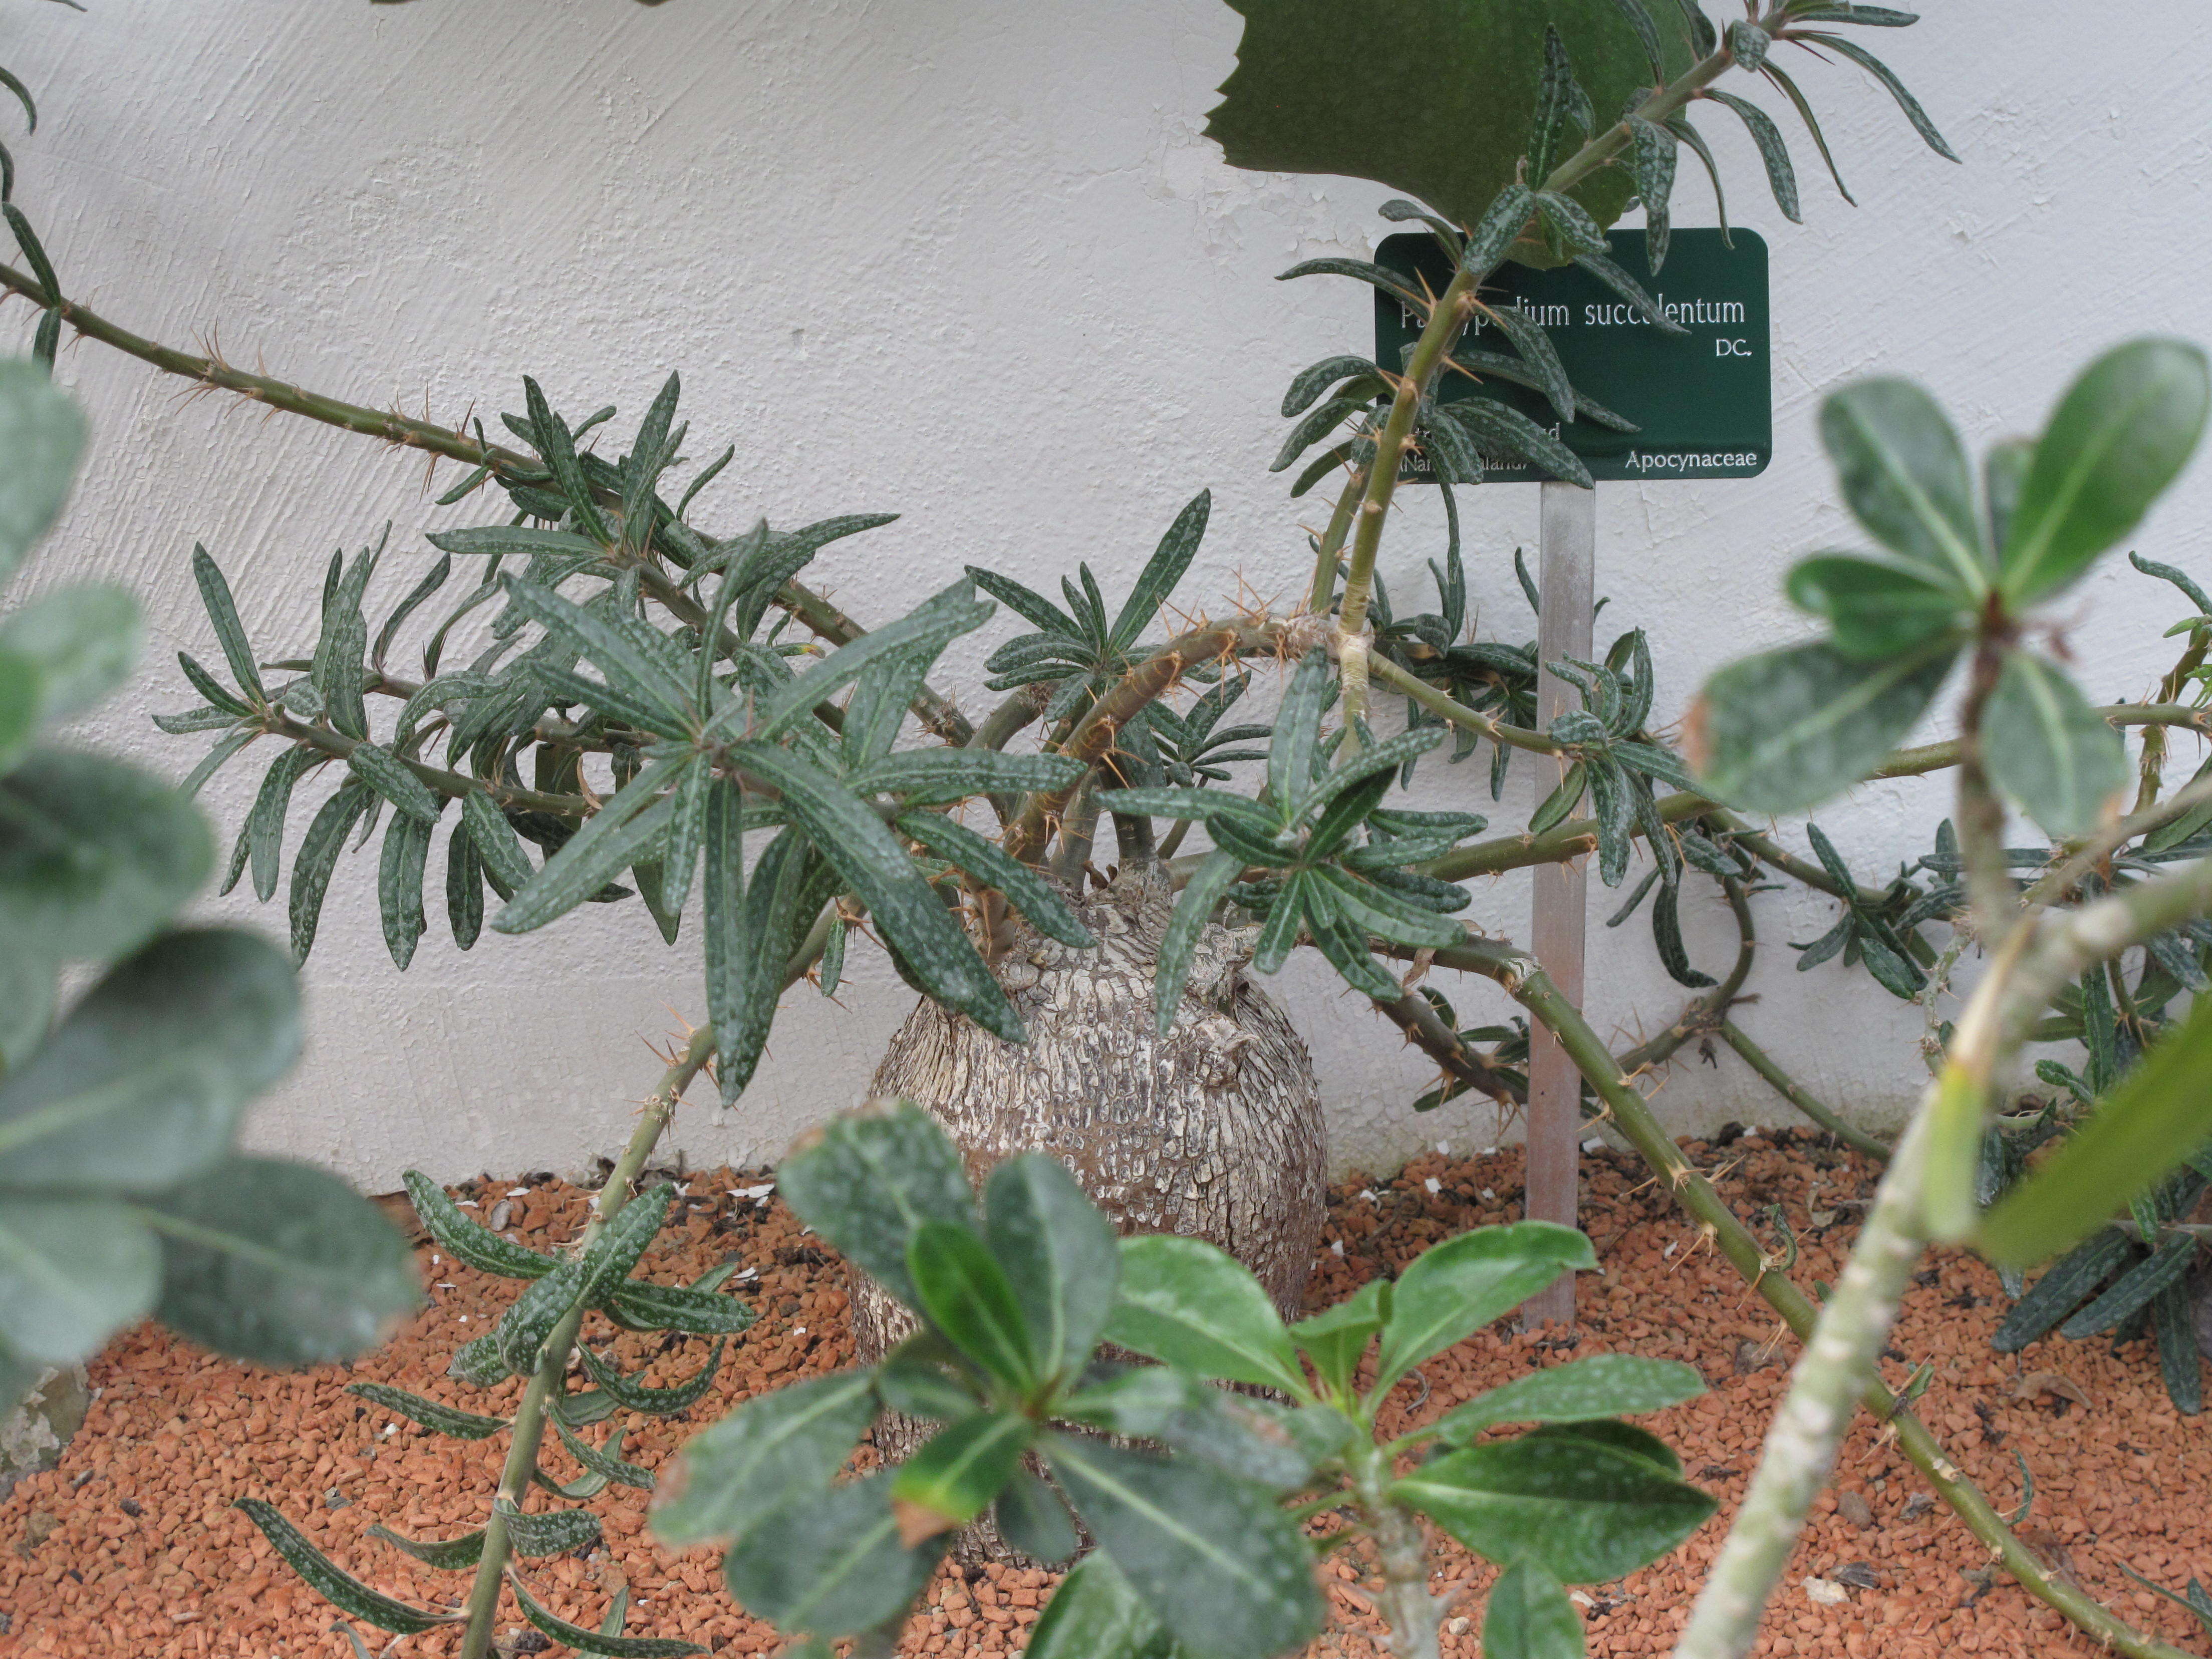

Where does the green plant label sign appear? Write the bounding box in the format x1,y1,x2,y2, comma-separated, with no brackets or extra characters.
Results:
1376,229,1770,483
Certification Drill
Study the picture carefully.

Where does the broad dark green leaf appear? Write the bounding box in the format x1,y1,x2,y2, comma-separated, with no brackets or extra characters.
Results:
1290,1276,1388,1397
1691,638,1956,814
891,1410,1034,1536
346,1381,508,1440
722,1471,941,1638
0,358,83,588
1526,1417,1683,1476
1981,651,2126,837
232,1500,459,1635
0,930,298,1194
1784,554,1967,662
1980,993,2212,1269
1818,379,1987,589
0,750,212,966
1044,1435,1321,1659
908,1221,1035,1391
1482,1557,1586,1658
139,1156,417,1365
1433,1354,1704,1442
2001,338,2210,602
509,1567,705,1657
1103,1234,1305,1395
996,1470,1083,1571
1022,1553,1177,1659
0,583,139,724
653,1369,878,1546
1373,1223,1593,1396
983,1154,1117,1382
1390,1436,1715,1581
775,1100,976,1310
0,1196,159,1363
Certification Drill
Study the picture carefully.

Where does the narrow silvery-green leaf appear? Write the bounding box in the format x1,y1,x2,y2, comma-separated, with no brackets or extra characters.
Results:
1568,251,1687,336
508,1567,704,1656
346,1380,507,1440
493,758,679,935
459,788,536,895
604,1276,756,1335
244,746,321,903
1800,33,1957,160
897,811,1090,948
747,583,988,744
1281,355,1380,420
577,1337,727,1417
365,1523,485,1571
492,1499,602,1559
401,1169,555,1279
1624,116,1677,271
554,1412,654,1491
1818,379,1987,588
1483,303,1576,425
377,812,432,970
1705,88,1797,218
232,1500,459,1634
1981,651,2126,837
2000,339,2210,602
522,377,615,544
1761,61,1853,207
1526,27,1580,184
1110,491,1210,653
290,779,374,961
189,544,263,704
1464,183,1537,276
575,1184,676,1308
1153,849,1241,1037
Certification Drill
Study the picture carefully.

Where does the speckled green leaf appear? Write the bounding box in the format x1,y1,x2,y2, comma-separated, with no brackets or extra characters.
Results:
233,1499,460,1634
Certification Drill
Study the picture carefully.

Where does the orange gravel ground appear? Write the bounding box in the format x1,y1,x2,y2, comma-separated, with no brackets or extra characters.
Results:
2,1127,2207,1659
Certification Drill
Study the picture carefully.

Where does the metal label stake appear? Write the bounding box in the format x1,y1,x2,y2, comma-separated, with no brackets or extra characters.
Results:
1524,481,1595,1326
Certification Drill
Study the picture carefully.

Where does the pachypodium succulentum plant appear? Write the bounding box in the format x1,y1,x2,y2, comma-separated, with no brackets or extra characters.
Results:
652,1102,1715,1659
0,359,417,1408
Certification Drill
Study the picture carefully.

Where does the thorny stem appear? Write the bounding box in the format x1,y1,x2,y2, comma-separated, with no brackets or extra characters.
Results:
1414,934,2195,1659
456,1023,715,1659
0,261,976,744
1717,1021,1890,1160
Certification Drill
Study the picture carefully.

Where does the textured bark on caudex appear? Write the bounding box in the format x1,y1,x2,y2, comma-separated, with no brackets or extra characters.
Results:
856,862,1325,1559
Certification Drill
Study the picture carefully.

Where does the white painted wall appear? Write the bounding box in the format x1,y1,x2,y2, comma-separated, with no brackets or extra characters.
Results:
7,1,2208,1188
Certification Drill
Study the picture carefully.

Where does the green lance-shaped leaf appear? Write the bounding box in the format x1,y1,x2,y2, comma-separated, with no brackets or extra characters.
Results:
1022,1552,1178,1659
1690,637,1957,815
2152,1281,2202,1416
747,580,990,743
1800,33,1957,161
1282,355,1380,419
459,787,537,895
139,1156,418,1366
554,1414,654,1491
653,1369,879,1546
1275,257,1431,316
721,1470,942,1638
891,1410,1035,1540
1103,1234,1306,1395
345,1381,508,1441
577,1338,728,1417
1570,248,1685,333
604,1277,756,1335
897,812,1091,948
1433,1354,1705,1442
0,358,84,590
1702,89,1797,221
1526,26,1582,185
1447,399,1595,489
1464,181,1537,276
996,1471,1083,1571
1625,115,1677,272
1479,303,1575,425
400,1169,556,1280
0,1196,159,1364
1483,1557,1586,1659
498,1251,591,1374
0,929,298,1194
187,544,262,704
427,526,605,562
508,1568,706,1657
1290,1276,1388,1398
492,757,680,936
775,1100,977,1311
1043,1435,1322,1659
449,1332,516,1388
732,741,1022,1042
1762,60,1853,208
492,1499,602,1559
1110,490,1210,653
521,377,615,545
242,746,321,902
2001,338,2211,603
983,1153,1118,1382
290,778,375,962
2057,1231,2199,1339
1391,1435,1714,1581
365,1523,485,1571
850,747,1085,805
0,749,213,967
0,583,140,726
497,574,689,722
1784,554,1969,662
572,1184,677,1312
1152,848,1242,1037
377,812,431,971
1818,378,1988,590
1373,1223,1594,1397
232,1499,460,1635
1980,991,2212,1270
1269,648,1332,812
1980,651,2126,837
907,1221,1036,1392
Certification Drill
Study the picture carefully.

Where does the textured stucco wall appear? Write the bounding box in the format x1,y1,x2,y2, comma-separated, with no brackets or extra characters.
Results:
6,1,2208,1188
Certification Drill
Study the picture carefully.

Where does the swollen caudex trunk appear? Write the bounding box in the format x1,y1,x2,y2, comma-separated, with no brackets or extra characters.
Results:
853,865,1326,1543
